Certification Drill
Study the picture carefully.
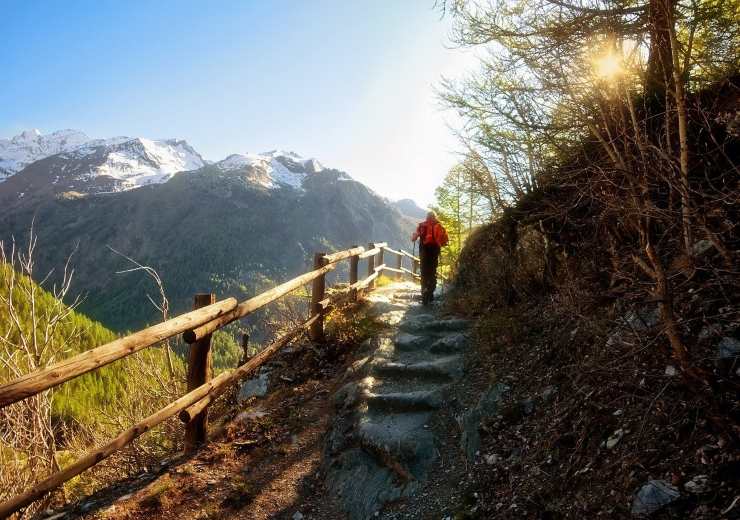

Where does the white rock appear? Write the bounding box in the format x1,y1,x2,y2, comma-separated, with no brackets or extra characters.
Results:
665,365,678,377
685,475,710,494
718,337,740,359
484,454,501,465
606,428,625,449
238,373,269,402
292,512,304,520
692,240,713,256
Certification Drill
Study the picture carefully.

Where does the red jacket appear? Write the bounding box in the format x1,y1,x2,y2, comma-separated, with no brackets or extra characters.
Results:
412,218,449,247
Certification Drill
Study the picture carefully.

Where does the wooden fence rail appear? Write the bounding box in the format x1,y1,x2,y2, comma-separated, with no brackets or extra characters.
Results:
0,298,238,409
0,240,423,517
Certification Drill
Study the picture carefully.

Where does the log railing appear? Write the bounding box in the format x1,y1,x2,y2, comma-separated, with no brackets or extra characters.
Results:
0,241,421,518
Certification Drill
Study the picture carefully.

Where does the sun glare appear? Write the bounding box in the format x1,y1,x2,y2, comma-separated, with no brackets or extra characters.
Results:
592,49,624,81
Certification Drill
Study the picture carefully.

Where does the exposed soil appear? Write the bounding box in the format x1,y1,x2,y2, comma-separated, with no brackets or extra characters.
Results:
440,300,740,519
104,380,345,520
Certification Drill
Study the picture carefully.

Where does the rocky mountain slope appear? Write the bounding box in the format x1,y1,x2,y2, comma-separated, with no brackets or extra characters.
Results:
392,198,427,220
0,129,89,180
0,129,416,332
0,129,205,198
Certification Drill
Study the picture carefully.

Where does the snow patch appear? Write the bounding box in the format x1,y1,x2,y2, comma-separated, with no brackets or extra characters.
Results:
0,129,204,190
215,150,326,190
1,129,334,195
69,137,205,191
0,129,89,180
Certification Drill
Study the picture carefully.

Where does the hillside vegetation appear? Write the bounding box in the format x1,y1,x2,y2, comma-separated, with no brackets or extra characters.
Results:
0,261,126,422
432,0,739,516
0,257,191,514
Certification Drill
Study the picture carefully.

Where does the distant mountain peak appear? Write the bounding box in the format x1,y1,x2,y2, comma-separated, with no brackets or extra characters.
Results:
215,150,326,190
0,129,90,179
0,129,337,196
14,129,41,142
393,198,427,220
0,129,206,193
263,149,301,159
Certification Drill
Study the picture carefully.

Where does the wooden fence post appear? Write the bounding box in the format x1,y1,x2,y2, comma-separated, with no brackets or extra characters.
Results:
349,244,359,302
240,333,250,365
185,293,215,452
396,253,402,280
367,243,376,291
413,257,419,277
377,247,384,280
309,252,327,341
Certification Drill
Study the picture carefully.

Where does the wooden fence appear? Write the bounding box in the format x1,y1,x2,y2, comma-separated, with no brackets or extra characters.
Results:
0,242,421,518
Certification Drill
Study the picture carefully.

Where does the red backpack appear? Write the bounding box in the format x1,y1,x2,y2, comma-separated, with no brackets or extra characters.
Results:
419,221,448,247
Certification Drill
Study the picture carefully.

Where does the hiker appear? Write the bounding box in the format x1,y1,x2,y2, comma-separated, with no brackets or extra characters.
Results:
411,211,448,305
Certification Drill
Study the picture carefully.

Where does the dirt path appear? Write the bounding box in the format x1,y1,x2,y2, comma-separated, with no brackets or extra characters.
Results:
93,364,348,520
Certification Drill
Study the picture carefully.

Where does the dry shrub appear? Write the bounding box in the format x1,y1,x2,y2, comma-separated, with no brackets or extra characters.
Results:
448,215,547,315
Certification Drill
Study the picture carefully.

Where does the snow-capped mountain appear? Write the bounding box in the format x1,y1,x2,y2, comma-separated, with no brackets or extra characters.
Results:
0,129,89,180
0,129,205,192
0,129,334,194
63,136,206,190
0,131,415,334
215,150,329,190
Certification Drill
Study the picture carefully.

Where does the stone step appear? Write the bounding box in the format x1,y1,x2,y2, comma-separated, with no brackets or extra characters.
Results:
429,333,469,354
393,291,420,301
356,412,436,479
394,332,430,352
324,287,471,520
372,355,462,381
365,389,444,413
325,447,417,520
397,314,436,332
399,315,471,334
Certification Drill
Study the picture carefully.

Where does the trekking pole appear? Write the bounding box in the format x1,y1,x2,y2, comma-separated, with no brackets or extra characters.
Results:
412,239,417,279
412,239,416,267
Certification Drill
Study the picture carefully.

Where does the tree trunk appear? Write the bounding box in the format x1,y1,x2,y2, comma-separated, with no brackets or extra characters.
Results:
669,17,694,257
645,0,676,102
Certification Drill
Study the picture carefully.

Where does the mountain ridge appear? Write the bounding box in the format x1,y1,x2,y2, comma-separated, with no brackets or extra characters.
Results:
0,129,89,180
0,129,335,195
0,129,416,334
392,198,427,220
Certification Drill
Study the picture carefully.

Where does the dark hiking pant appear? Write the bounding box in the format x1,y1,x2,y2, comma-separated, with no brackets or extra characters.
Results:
419,244,440,304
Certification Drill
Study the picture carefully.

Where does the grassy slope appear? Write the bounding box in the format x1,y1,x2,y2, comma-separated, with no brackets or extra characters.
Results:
0,262,172,424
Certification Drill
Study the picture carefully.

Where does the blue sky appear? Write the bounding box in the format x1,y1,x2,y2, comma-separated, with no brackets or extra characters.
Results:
0,1,478,206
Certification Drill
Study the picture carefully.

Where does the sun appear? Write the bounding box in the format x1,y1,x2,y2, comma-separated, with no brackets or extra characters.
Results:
592,49,624,81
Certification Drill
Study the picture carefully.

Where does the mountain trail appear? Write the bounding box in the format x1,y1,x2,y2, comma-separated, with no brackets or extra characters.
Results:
323,282,473,520
51,281,478,520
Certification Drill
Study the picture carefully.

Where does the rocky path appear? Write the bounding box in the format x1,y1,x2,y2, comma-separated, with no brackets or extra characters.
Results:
323,282,471,520
43,281,474,520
